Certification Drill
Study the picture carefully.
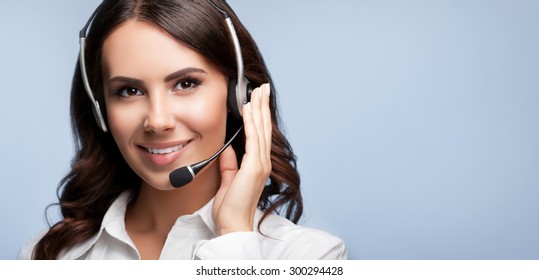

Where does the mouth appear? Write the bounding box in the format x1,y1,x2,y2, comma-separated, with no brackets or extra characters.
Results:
137,140,192,166
144,144,186,155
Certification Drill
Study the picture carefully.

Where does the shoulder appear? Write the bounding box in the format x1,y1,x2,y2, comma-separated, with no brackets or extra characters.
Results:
257,212,348,259
19,192,133,260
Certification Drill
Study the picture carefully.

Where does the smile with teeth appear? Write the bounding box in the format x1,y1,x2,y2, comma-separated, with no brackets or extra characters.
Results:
145,144,185,155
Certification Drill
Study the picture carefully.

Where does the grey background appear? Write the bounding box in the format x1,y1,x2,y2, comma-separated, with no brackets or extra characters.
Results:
1,0,538,259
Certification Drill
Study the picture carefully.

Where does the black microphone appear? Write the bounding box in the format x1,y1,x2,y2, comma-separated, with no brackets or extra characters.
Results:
169,126,243,188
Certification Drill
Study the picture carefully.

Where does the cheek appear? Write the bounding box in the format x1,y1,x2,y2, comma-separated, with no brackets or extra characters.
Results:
183,93,229,142
191,95,227,124
106,103,142,147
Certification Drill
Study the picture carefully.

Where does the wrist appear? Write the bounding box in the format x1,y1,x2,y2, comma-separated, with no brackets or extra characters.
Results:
216,225,253,236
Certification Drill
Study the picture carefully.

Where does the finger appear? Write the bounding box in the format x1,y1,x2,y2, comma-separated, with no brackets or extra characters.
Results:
219,145,239,186
252,84,272,170
214,146,238,215
241,102,260,165
261,84,272,161
250,86,268,164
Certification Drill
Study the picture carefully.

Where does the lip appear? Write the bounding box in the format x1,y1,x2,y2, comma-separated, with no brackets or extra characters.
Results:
137,140,192,166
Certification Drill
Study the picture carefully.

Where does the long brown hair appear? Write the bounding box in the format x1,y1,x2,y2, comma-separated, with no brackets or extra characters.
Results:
33,0,301,259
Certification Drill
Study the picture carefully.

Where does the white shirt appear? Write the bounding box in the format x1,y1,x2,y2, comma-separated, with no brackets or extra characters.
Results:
19,191,347,260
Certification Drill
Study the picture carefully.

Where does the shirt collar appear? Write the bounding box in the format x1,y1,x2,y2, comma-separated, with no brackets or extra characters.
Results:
191,197,217,235
58,191,134,259
59,190,220,259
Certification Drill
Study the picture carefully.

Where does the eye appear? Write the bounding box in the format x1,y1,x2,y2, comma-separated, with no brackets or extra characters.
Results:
116,86,143,98
173,77,201,91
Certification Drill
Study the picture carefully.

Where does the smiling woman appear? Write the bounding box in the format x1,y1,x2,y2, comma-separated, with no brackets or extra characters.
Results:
18,0,347,260
103,20,229,192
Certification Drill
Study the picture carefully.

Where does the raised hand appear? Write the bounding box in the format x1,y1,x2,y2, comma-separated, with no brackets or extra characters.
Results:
212,83,272,236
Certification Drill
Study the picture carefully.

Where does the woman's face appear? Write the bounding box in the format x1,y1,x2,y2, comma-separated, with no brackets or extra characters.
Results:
102,20,228,190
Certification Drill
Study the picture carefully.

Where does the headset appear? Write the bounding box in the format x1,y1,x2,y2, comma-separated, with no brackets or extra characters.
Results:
79,0,253,133
79,0,255,188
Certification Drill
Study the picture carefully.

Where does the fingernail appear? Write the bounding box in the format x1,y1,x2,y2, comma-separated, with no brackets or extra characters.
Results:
265,83,271,96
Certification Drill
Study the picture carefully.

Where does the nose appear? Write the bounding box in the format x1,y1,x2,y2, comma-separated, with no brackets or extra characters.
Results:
143,94,175,134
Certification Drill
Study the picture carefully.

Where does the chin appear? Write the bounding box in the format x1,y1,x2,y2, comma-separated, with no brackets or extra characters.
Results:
139,175,176,191
151,184,175,191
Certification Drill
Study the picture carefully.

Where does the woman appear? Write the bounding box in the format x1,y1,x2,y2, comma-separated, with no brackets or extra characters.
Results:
21,0,346,259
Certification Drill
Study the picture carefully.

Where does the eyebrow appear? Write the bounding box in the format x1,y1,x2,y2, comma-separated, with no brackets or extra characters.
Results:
164,67,207,83
107,67,208,87
106,76,143,89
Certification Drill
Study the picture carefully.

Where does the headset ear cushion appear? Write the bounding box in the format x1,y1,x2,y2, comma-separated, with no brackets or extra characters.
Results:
227,78,241,120
246,83,253,102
